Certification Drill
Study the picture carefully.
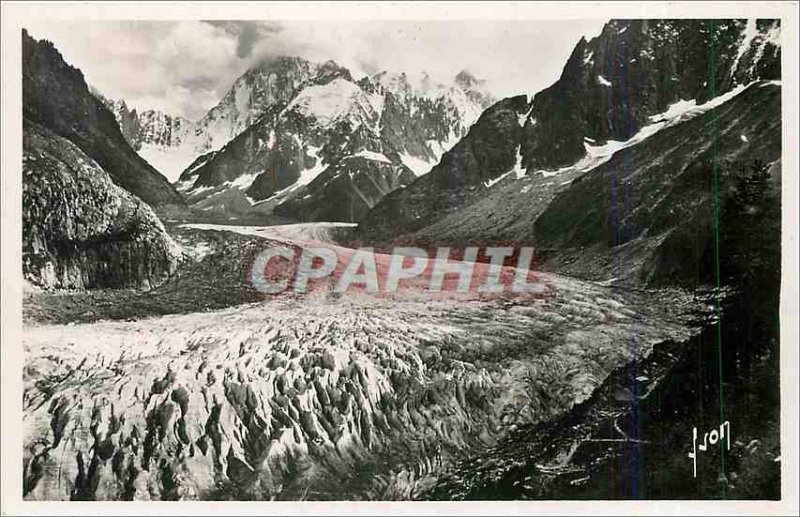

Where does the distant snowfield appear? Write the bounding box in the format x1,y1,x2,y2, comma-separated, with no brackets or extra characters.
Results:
400,153,434,176
351,149,393,164
229,172,260,190
138,143,200,182
284,77,382,129
400,132,464,177
182,222,357,246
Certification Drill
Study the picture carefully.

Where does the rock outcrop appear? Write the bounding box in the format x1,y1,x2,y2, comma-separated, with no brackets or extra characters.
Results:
533,81,781,285
23,120,181,289
521,19,780,171
358,95,529,240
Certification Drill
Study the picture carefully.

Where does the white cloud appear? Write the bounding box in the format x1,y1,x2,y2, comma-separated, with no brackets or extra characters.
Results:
26,20,250,119
25,19,607,120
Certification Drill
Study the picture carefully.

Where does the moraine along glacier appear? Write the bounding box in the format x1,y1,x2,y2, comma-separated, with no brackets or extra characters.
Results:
21,19,783,501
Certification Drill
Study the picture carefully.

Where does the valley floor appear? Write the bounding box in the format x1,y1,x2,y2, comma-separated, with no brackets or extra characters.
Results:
22,223,707,500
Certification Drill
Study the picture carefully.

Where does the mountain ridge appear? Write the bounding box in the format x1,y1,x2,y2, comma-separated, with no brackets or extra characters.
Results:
165,57,496,222
22,30,185,207
358,18,781,243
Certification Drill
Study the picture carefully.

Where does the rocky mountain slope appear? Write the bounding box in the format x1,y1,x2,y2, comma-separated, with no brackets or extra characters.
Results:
169,59,495,222
368,79,781,287
23,119,182,289
521,18,780,171
94,57,334,182
94,94,194,182
357,95,530,239
534,82,781,285
22,30,184,207
358,18,781,241
192,57,340,154
94,54,494,219
97,96,192,152
424,157,782,500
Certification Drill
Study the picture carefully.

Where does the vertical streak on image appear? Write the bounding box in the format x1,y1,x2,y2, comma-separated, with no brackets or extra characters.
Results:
707,19,728,497
618,36,643,499
603,35,623,497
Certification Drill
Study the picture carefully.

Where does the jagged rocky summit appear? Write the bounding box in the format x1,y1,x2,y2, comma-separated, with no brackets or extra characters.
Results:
358,18,782,247
98,54,495,222
178,58,494,223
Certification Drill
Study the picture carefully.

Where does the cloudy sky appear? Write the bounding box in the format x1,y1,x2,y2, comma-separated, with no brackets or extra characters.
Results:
25,19,607,120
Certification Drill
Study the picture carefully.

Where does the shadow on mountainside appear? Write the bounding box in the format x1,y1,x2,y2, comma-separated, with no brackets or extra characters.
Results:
422,159,783,500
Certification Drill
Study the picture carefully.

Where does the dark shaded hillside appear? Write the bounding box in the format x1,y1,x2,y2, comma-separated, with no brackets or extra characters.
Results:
22,30,184,207
275,155,416,223
521,19,780,171
178,104,417,223
358,95,529,239
423,155,783,500
23,226,290,324
533,82,781,285
23,120,181,289
361,81,781,258
187,103,311,192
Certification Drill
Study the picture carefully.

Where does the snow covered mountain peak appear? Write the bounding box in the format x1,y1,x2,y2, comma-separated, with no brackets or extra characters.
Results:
101,55,496,202
454,69,479,88
372,70,415,96
285,77,383,130
190,56,321,152
370,69,495,107
172,62,496,222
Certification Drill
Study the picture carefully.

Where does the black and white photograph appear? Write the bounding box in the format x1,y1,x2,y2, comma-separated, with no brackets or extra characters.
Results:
1,1,798,514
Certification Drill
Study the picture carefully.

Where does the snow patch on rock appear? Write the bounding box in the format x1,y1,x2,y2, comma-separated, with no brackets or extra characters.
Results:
538,81,757,178
138,143,199,182
351,150,392,164
597,75,612,87
286,78,380,129
512,145,527,180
